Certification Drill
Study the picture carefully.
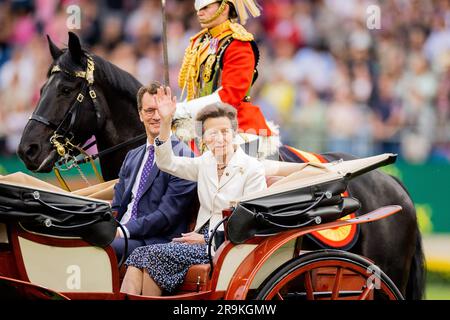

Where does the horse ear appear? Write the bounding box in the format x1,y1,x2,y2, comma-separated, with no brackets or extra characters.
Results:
68,31,83,63
47,35,63,60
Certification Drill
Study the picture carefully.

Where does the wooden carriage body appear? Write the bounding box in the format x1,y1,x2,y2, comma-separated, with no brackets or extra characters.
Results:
0,154,404,300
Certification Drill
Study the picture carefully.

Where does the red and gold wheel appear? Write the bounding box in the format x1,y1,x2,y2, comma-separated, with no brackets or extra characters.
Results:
255,250,404,300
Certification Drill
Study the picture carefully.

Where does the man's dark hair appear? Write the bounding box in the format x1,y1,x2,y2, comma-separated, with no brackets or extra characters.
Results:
136,81,163,111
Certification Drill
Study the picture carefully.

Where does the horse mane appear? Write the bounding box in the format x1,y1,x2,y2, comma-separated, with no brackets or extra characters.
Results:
92,54,143,101
47,48,143,102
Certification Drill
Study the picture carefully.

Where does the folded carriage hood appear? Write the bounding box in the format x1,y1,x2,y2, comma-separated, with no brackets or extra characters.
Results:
235,153,397,204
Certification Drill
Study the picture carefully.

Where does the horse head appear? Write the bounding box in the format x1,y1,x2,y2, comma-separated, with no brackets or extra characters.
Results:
18,32,107,172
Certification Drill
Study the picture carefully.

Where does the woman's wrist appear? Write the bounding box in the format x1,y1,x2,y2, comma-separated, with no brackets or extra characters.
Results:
159,117,172,141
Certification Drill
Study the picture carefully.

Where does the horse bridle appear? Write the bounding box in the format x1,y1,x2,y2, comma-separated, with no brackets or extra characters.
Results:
29,53,104,158
29,53,147,190
28,53,107,189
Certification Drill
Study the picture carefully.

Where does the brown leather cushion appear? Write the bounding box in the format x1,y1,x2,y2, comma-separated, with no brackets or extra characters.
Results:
178,264,210,292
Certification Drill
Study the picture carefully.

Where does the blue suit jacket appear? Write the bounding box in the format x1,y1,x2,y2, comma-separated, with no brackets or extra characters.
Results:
111,136,197,245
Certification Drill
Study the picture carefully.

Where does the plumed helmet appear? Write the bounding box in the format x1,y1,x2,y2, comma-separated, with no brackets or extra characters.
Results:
194,0,261,25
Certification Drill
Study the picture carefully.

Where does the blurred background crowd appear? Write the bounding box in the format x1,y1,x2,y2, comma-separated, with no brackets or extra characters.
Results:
1,0,450,163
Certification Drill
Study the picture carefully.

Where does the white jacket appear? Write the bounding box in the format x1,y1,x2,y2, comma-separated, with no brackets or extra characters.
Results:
155,139,267,237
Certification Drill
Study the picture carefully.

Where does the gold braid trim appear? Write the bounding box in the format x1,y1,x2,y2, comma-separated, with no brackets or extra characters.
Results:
178,30,208,100
229,22,254,41
178,46,197,100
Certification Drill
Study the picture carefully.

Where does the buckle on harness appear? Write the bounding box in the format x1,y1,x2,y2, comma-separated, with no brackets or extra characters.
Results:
89,90,97,99
77,93,84,102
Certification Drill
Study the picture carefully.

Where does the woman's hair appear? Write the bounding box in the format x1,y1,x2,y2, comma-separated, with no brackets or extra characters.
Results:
195,102,238,136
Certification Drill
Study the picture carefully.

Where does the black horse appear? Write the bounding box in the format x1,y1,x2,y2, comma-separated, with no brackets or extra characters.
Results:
17,32,425,299
18,33,144,181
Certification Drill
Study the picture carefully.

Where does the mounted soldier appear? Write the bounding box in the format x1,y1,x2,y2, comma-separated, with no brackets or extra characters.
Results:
173,0,280,158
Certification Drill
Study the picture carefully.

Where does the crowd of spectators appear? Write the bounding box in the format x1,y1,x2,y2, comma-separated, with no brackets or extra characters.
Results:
1,0,449,163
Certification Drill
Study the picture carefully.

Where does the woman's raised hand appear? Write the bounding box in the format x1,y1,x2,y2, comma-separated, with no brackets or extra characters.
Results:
155,86,177,122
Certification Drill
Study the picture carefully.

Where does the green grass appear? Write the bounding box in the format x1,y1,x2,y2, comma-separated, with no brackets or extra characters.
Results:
426,281,450,300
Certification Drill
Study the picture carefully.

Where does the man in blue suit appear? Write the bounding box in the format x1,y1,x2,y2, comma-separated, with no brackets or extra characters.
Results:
111,82,197,262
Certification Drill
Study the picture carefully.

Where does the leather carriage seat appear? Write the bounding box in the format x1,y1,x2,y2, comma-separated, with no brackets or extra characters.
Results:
178,263,211,293
178,196,210,293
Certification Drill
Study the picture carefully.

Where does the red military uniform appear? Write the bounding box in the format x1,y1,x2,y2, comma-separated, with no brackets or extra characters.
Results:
177,20,274,137
218,40,272,136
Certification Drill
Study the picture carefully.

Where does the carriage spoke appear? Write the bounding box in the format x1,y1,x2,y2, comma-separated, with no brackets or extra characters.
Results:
304,271,315,300
358,282,374,300
331,267,343,300
276,292,284,300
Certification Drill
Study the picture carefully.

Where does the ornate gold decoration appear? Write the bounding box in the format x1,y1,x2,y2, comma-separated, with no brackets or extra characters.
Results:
178,30,209,100
202,54,217,84
229,22,254,41
209,20,231,38
50,55,95,82
51,65,61,74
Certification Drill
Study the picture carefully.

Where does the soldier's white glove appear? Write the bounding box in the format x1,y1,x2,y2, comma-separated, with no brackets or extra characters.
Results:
174,91,222,120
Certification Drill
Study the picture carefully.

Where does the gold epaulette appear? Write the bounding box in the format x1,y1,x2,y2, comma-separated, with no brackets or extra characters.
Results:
229,22,254,42
189,28,208,44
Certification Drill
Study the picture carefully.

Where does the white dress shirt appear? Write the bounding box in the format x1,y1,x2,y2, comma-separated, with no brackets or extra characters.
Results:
155,139,267,238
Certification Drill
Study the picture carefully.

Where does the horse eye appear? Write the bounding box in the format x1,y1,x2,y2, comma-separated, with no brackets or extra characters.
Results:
61,86,71,95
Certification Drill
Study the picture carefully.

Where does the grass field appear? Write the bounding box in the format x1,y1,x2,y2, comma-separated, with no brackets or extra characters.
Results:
426,280,450,300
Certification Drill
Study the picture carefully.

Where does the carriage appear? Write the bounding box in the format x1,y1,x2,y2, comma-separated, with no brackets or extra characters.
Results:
0,152,404,300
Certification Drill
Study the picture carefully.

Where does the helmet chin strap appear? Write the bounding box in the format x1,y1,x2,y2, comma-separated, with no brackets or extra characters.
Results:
199,0,228,25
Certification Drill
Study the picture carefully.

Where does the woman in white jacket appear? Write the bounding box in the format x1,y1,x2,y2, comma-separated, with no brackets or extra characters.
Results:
120,86,266,296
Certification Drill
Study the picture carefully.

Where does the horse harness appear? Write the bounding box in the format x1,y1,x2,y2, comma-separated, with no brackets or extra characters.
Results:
30,53,103,152
29,54,144,190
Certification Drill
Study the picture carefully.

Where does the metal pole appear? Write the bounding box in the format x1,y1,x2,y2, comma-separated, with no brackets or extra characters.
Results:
161,0,170,87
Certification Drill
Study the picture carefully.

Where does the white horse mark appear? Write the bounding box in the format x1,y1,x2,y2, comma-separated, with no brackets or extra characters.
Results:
66,5,81,30
66,265,81,290
366,5,381,30
366,264,381,290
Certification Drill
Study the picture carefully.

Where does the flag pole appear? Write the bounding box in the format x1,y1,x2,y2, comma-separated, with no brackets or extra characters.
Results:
161,0,170,86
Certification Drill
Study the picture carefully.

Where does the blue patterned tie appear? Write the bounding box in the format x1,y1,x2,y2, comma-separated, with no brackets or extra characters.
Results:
130,145,155,220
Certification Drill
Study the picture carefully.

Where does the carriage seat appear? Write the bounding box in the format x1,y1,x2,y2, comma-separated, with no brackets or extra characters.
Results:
178,264,211,293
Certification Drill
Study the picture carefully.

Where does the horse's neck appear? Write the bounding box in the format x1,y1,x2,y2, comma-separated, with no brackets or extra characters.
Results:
95,91,144,180
91,59,144,180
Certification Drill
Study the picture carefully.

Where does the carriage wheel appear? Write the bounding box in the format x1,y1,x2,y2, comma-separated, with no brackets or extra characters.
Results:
255,250,404,300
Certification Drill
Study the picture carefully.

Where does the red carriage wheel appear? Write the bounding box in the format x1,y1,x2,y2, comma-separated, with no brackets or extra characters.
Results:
255,250,404,300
